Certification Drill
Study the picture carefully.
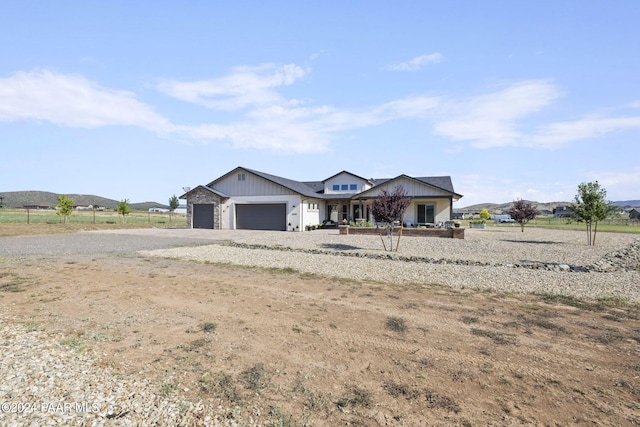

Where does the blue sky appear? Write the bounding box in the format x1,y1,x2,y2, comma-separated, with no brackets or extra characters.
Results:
1,1,639,207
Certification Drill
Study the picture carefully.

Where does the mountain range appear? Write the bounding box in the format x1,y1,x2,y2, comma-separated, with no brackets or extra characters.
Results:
457,200,640,213
0,191,170,211
0,190,637,213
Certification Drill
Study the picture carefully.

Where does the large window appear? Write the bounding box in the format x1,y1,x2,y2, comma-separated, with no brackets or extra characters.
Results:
332,183,358,192
417,204,435,224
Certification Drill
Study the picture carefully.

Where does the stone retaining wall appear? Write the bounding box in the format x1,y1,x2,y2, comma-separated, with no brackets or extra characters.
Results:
338,225,464,239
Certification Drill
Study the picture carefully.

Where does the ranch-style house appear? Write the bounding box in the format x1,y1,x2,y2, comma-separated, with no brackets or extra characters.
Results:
180,167,463,231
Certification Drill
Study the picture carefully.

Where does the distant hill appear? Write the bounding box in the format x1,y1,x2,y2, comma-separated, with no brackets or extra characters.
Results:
0,191,169,211
455,201,571,214
457,199,640,214
612,200,640,208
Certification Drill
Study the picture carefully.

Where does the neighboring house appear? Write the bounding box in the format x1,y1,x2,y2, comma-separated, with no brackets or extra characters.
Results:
553,206,573,218
23,204,54,210
149,207,170,213
451,212,465,220
629,209,640,220
180,166,463,231
174,205,187,215
75,204,94,211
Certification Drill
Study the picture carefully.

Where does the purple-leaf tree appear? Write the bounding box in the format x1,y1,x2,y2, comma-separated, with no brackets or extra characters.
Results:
371,185,411,251
509,199,538,232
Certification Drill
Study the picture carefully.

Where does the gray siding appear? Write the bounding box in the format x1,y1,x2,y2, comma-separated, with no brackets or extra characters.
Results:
214,172,298,197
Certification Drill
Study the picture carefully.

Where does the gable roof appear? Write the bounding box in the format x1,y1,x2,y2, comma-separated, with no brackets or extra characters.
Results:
179,185,229,200
322,170,374,184
208,167,323,199
362,174,462,199
243,167,323,198
202,167,462,200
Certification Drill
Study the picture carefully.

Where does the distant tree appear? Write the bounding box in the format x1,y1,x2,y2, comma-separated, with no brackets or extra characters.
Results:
570,181,611,246
116,199,132,224
169,194,179,211
509,199,538,232
371,185,411,252
479,209,491,222
168,194,179,223
56,194,75,224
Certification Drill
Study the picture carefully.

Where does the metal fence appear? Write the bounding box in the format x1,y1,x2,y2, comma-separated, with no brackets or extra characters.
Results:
0,208,186,225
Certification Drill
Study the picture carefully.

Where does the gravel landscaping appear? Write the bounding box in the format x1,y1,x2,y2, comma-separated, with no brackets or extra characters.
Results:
137,227,640,303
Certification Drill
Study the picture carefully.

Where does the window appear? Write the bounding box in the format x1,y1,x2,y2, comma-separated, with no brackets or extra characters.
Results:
341,184,348,190
417,204,435,224
350,184,357,190
332,184,340,191
237,173,245,181
308,202,318,211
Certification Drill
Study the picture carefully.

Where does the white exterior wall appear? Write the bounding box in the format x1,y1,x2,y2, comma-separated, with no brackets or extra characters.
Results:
403,199,451,225
302,199,324,228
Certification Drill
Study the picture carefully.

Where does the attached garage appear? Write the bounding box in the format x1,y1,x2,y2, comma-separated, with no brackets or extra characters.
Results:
236,203,286,231
193,204,215,229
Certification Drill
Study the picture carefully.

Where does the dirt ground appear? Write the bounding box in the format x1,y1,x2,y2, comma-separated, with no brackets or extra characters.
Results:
1,225,639,426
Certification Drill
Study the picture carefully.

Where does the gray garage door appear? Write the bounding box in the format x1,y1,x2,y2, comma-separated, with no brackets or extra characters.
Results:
236,204,286,231
193,204,214,229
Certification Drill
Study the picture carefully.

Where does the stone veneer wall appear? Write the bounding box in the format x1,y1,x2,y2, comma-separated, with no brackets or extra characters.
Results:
339,225,464,239
185,189,222,229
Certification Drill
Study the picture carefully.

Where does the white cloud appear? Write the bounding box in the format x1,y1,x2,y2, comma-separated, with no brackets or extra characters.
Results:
432,80,561,147
161,64,442,153
386,53,443,72
0,69,174,132
309,50,325,61
533,116,640,147
157,63,308,111
588,167,640,201
4,66,639,157
182,110,332,154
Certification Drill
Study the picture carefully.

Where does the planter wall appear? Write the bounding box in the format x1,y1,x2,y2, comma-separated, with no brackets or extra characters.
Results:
339,225,464,239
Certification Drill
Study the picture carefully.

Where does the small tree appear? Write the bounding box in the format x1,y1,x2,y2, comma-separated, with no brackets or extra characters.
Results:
169,194,179,211
570,181,610,246
371,185,411,252
479,209,491,222
117,199,132,224
56,194,75,224
509,199,538,232
168,194,179,223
